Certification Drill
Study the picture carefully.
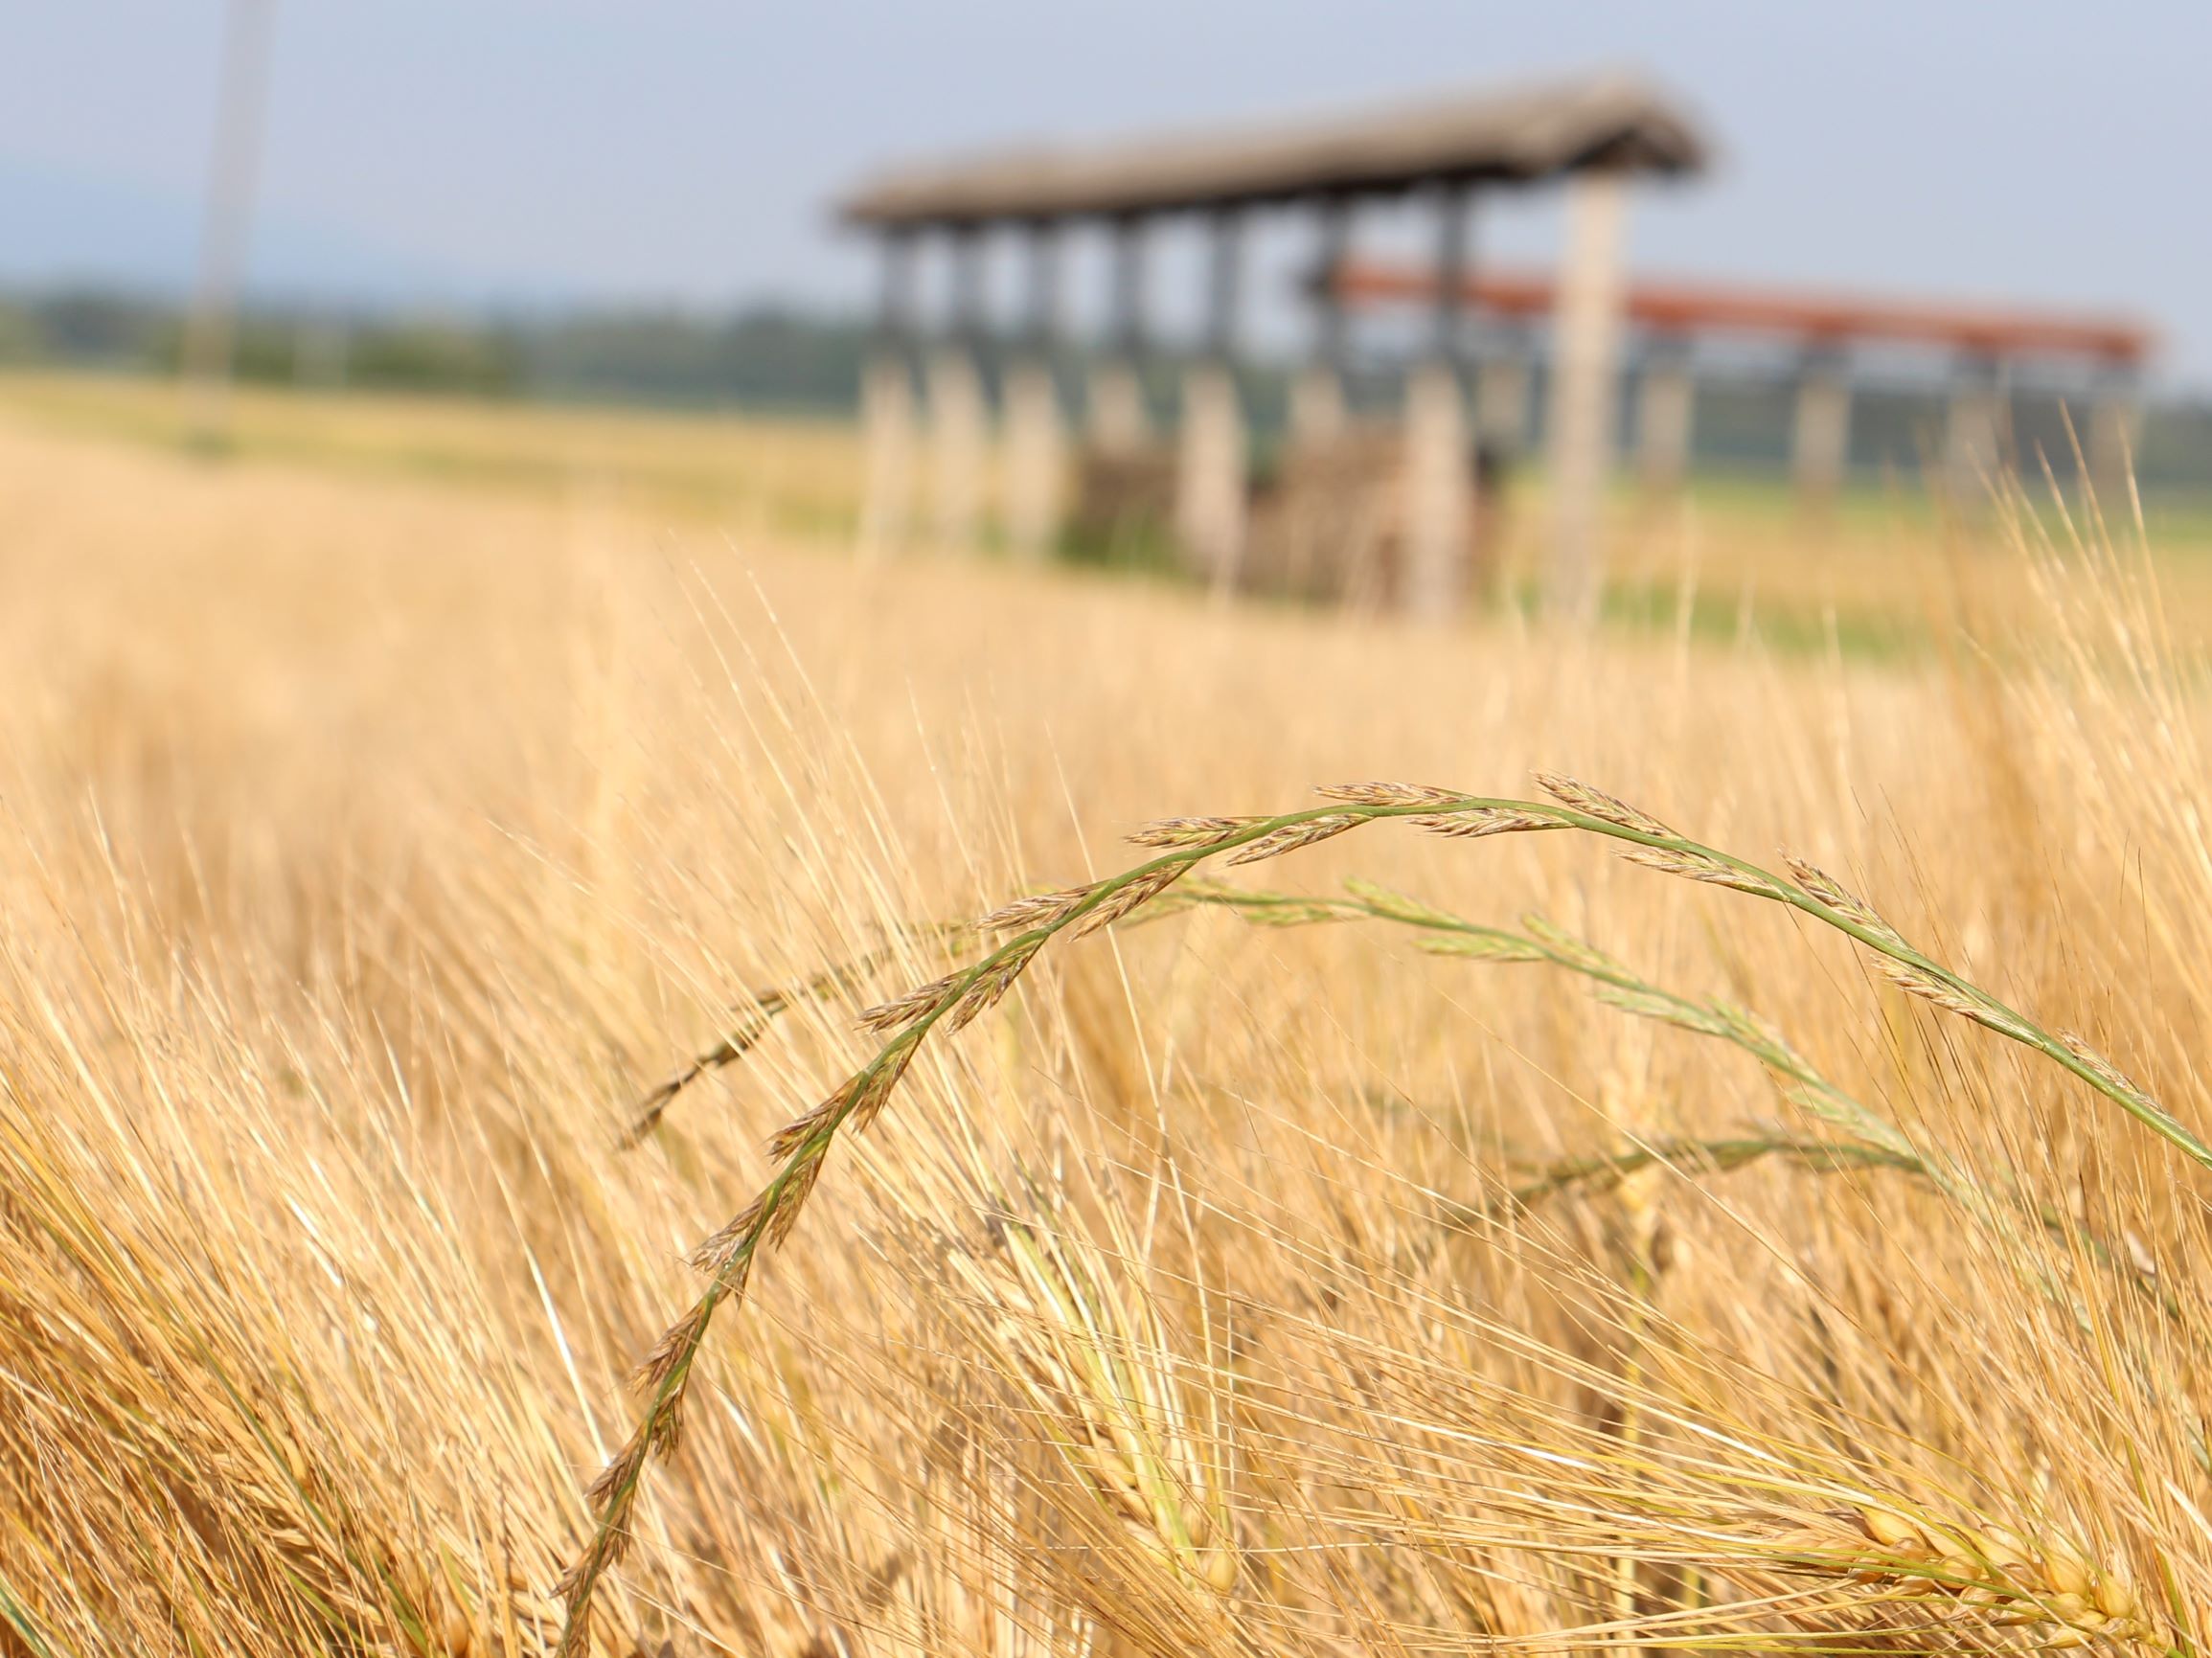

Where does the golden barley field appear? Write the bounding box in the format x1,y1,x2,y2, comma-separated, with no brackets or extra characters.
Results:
4,373,2212,1658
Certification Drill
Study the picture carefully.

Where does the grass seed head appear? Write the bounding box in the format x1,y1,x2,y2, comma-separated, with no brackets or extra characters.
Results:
845,1035,920,1135
857,967,964,1034
1828,1505,2165,1651
761,1148,827,1249
1619,844,1790,897
1417,932,1550,963
1536,772,1676,837
1125,815,1264,849
977,884,1098,933
946,934,1046,1031
1313,781,1469,806
627,1301,711,1396
1408,806,1571,839
1071,861,1191,935
1222,813,1361,867
1784,853,1907,944
764,1094,842,1160
1872,956,2038,1042
2057,1029,2152,1103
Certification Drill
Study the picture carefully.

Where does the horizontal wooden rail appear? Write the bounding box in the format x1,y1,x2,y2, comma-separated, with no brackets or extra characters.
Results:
1329,260,2152,365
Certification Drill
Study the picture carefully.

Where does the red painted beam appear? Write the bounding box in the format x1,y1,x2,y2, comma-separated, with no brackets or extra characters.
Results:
1329,260,2154,365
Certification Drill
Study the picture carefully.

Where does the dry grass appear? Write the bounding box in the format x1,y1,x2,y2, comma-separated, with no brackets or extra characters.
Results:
13,369,2212,644
0,371,865,538
2,384,2212,1657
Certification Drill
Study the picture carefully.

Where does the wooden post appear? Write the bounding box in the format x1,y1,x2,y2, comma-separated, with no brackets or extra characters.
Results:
1178,210,1248,592
1790,343,1852,511
1090,216,1152,453
1002,222,1064,559
929,229,989,549
1402,364,1469,618
858,231,917,559
1634,333,1695,494
1547,170,1628,624
1402,181,1471,621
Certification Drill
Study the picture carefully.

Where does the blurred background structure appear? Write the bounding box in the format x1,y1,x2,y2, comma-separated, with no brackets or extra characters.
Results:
839,74,1705,620
1332,263,2152,511
835,74,2156,622
1,3,2207,623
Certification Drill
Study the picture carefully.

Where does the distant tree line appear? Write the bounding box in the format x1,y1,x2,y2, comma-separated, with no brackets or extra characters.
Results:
2,284,2208,492
0,287,872,410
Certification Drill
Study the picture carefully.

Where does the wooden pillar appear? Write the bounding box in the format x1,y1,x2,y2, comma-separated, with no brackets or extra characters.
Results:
929,228,989,549
1178,210,1248,592
858,230,917,558
1944,352,2003,507
1090,215,1151,453
2087,359,2142,506
1402,181,1471,621
1403,365,1469,618
1002,222,1064,559
1547,170,1628,624
1790,342,1852,510
1635,333,1696,494
1291,195,1353,446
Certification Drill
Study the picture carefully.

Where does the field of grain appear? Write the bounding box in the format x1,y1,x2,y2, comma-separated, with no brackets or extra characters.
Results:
3,375,2211,1658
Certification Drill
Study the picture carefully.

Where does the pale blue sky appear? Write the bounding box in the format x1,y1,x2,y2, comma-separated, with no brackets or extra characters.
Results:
3,2,2207,383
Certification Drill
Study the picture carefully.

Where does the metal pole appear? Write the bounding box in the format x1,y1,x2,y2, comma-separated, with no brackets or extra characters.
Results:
183,0,278,447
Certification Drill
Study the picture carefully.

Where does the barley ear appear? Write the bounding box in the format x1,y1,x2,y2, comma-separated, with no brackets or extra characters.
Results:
1535,772,1676,838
